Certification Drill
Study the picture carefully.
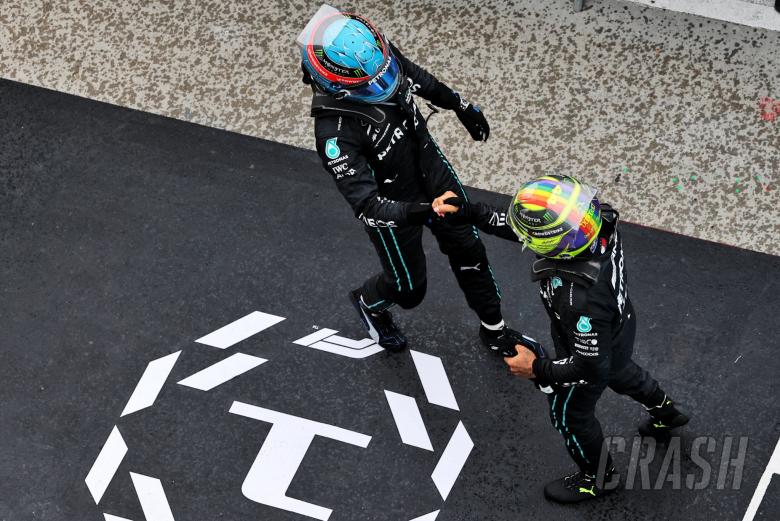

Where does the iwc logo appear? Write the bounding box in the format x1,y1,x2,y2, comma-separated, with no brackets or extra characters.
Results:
85,311,472,521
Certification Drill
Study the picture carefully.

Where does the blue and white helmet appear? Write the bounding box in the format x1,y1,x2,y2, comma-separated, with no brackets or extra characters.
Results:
296,4,402,103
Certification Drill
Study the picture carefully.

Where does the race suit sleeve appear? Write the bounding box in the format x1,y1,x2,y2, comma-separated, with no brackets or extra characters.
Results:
531,294,613,386
389,42,461,111
467,201,522,242
314,119,431,227
439,198,521,242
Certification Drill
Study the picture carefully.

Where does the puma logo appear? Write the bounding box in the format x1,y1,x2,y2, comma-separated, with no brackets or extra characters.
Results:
383,174,398,184
579,486,596,497
459,263,481,271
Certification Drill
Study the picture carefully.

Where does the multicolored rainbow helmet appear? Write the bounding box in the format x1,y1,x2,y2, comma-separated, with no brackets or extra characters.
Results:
508,175,602,260
296,4,402,103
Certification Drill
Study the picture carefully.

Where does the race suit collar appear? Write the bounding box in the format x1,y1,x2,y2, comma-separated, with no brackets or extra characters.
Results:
530,257,603,287
310,91,388,125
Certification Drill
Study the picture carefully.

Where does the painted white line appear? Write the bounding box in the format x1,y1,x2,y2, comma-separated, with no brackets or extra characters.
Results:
177,353,267,391
409,511,440,521
309,340,384,359
104,514,133,521
230,400,372,521
293,328,338,346
324,335,375,350
195,311,285,349
431,422,474,500
229,401,372,446
742,435,780,521
410,351,459,411
121,351,181,417
130,473,175,521
384,391,434,451
625,0,780,32
85,426,128,504
294,329,383,358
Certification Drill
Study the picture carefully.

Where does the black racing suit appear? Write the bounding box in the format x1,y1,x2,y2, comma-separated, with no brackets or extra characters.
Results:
311,44,510,325
466,201,668,474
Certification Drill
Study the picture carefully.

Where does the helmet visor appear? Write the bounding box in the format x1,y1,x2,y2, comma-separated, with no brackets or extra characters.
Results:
338,52,401,102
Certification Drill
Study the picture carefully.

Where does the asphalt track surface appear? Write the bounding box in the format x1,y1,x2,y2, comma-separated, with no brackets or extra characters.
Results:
1,79,779,521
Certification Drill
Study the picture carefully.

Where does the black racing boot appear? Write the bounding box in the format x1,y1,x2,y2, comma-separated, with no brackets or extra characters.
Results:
544,467,618,504
638,394,690,438
349,290,407,352
478,324,526,357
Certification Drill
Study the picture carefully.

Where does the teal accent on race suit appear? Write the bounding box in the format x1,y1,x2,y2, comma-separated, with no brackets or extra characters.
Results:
365,299,387,310
577,316,592,333
375,228,401,291
325,137,340,159
570,434,588,462
487,264,502,299
388,228,413,291
562,387,573,429
562,386,589,463
430,138,502,299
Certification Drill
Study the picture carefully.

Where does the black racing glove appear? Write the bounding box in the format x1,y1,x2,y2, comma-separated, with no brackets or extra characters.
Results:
518,335,555,394
436,196,472,225
455,94,490,141
407,203,436,225
480,326,555,394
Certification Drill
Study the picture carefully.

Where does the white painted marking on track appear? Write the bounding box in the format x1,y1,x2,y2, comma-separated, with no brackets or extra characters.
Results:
308,340,384,359
293,328,339,346
85,426,128,504
177,353,267,391
229,401,372,446
384,391,434,451
409,511,440,521
323,335,375,349
431,422,474,500
294,329,383,358
121,351,181,417
410,351,459,411
130,473,175,521
229,400,372,521
104,514,133,521
625,0,780,32
742,435,780,521
195,311,285,349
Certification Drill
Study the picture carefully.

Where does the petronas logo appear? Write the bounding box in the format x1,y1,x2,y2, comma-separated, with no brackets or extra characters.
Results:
576,316,592,333
325,138,340,159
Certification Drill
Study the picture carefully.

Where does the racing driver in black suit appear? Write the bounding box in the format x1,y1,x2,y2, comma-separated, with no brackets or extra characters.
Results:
297,5,525,354
432,175,690,503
